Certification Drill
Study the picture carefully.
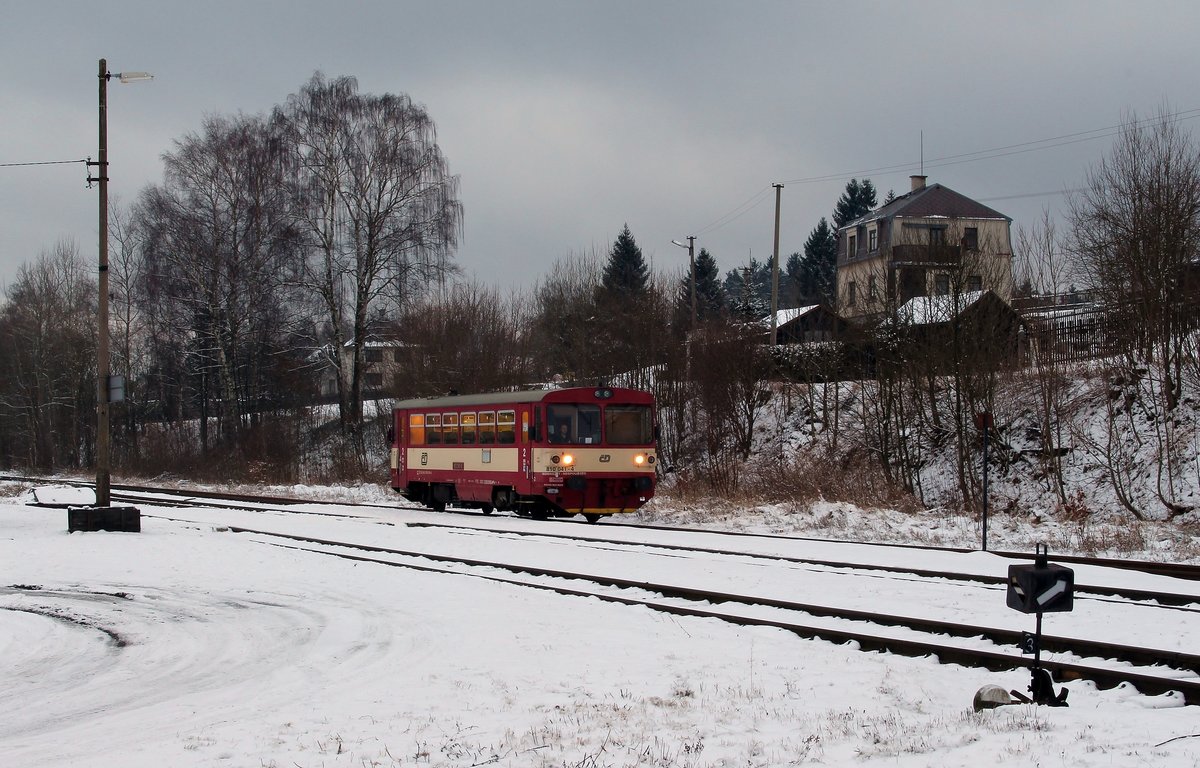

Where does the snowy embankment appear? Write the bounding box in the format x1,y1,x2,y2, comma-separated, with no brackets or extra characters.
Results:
2,480,1199,767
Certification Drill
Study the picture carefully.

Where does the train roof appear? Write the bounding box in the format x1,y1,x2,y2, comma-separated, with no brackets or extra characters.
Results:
392,386,652,411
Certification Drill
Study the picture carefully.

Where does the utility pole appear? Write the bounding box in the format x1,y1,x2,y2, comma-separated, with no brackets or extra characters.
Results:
671,236,699,332
95,58,112,508
741,265,752,316
73,59,149,533
770,183,784,346
686,235,696,331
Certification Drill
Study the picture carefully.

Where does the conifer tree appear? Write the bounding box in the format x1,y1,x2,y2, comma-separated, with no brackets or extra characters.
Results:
800,217,837,303
832,178,878,228
600,224,649,300
722,258,772,319
690,248,725,318
673,247,726,333
783,252,804,307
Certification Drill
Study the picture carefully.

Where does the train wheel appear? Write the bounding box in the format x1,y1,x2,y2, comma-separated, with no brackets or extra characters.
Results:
431,499,446,512
583,514,601,524
530,508,549,521
481,504,494,515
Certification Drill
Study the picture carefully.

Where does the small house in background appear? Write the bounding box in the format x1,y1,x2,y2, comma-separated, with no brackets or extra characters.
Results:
836,176,1014,323
762,305,848,344
895,289,1024,363
316,336,410,399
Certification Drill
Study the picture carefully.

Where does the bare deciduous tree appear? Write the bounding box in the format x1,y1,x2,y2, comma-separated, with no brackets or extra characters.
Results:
531,250,603,382
1069,107,1200,411
140,113,298,451
276,73,463,431
1069,106,1200,516
390,282,532,398
0,242,94,470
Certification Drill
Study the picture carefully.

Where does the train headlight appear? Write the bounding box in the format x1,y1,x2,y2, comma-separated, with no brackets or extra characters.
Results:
561,453,575,466
634,454,646,466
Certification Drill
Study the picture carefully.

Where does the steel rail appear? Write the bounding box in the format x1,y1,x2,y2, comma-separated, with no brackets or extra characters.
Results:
217,523,1200,705
13,474,1200,596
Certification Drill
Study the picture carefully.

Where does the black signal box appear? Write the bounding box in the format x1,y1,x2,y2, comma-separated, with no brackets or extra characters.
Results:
1007,562,1074,614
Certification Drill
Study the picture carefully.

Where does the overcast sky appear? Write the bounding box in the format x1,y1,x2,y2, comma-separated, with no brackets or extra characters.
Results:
3,1,1198,297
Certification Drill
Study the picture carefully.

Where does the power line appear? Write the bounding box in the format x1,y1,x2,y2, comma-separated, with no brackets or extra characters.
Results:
778,107,1200,186
977,188,1087,203
689,107,1200,237
0,159,87,168
693,185,773,237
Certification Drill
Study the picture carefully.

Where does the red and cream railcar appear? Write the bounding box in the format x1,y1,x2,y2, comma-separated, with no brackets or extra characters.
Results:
390,386,657,522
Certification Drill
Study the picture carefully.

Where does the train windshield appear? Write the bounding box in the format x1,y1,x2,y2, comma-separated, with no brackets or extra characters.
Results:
605,405,654,444
546,403,653,445
547,404,601,444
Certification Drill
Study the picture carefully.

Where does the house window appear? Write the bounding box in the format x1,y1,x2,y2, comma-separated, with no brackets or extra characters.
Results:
930,227,945,246
848,234,857,258
964,227,979,251
868,274,877,301
364,372,383,389
365,348,383,364
934,274,950,295
968,274,983,293
868,228,878,252
848,281,857,307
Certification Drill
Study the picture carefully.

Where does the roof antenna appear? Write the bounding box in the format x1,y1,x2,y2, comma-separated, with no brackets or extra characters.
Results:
921,130,924,176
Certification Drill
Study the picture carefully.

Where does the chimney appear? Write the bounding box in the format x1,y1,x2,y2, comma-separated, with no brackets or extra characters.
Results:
910,175,927,192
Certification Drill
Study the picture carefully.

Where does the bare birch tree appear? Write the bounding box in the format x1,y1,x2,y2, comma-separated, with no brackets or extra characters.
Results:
275,73,463,432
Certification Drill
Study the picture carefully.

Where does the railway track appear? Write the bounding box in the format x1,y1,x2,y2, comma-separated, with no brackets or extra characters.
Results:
183,518,1200,705
80,481,1200,608
12,474,1200,703
13,473,1200,584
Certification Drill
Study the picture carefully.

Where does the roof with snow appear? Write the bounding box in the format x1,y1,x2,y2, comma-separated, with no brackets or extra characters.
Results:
759,305,821,328
896,290,989,325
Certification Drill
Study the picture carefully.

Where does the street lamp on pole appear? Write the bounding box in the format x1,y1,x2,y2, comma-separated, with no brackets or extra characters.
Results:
86,58,151,512
770,183,783,346
670,237,696,331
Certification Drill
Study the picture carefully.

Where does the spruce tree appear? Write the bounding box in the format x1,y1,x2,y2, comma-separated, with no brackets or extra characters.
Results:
832,178,878,228
802,217,838,303
692,248,725,318
673,247,726,332
600,224,649,300
723,258,772,319
783,252,804,307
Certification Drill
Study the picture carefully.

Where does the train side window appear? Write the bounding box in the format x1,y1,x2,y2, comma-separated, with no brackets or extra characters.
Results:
442,413,459,445
461,412,477,445
426,413,442,445
408,413,425,444
497,410,516,444
478,411,496,444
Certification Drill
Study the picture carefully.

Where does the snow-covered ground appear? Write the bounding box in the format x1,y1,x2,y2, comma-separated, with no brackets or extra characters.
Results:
2,479,1199,767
